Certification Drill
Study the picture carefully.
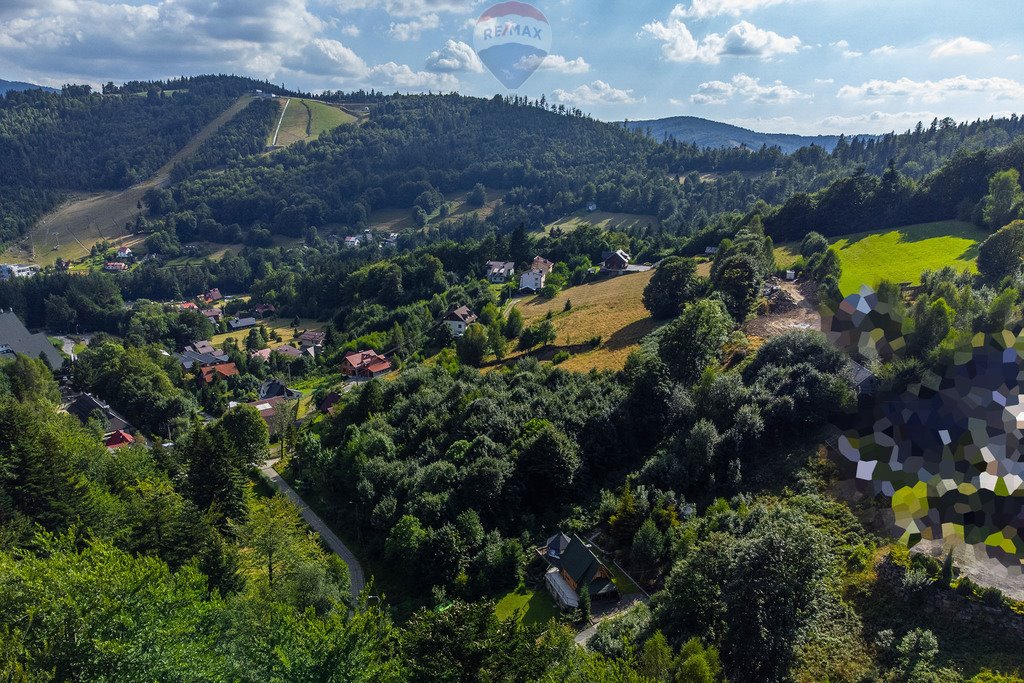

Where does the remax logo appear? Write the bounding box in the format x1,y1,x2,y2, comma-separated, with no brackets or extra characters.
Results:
473,2,551,89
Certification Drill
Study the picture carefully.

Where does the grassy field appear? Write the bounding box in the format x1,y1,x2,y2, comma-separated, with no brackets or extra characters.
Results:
494,583,560,627
271,98,355,148
362,188,505,234
210,317,323,351
506,269,657,373
830,221,986,294
545,210,658,235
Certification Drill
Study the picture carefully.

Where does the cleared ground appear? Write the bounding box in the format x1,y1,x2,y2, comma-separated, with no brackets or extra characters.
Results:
831,221,986,295
505,269,658,373
270,98,355,148
209,317,323,351
363,188,504,234
545,210,658,235
8,95,254,266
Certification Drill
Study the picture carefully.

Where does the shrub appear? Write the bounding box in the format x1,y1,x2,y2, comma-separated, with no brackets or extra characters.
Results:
552,351,571,365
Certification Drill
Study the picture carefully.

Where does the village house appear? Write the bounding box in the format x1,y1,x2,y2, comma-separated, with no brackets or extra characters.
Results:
103,262,128,273
250,348,272,362
0,264,39,281
204,288,223,303
179,301,199,311
443,305,478,337
197,362,239,385
485,260,516,284
0,310,64,369
115,246,132,260
273,345,307,360
245,396,295,434
343,236,361,249
66,392,132,435
259,378,302,401
228,316,257,331
519,256,554,292
341,349,392,379
300,330,326,351
539,532,620,611
601,250,631,273
254,303,276,318
201,308,222,324
187,340,221,356
104,429,135,450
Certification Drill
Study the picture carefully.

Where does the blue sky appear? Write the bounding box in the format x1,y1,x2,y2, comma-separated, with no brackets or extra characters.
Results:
1,0,1022,134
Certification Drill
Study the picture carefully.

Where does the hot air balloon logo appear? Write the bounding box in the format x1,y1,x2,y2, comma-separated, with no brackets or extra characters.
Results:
473,2,551,89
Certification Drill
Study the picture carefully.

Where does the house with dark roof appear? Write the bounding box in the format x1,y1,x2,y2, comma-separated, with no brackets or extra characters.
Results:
341,350,392,379
601,250,631,273
255,303,276,317
204,288,223,303
259,378,301,401
201,308,222,324
851,361,876,396
66,392,131,434
540,533,619,611
228,317,257,331
485,260,516,284
273,345,305,360
300,330,326,350
443,306,478,337
0,310,64,369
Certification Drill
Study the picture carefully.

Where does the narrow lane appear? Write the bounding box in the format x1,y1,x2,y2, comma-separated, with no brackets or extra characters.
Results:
259,459,366,602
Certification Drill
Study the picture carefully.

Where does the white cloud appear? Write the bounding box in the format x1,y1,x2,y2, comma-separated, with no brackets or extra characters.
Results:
931,37,992,58
724,110,939,135
331,0,477,17
285,38,367,77
691,73,807,104
386,13,439,41
870,44,896,56
814,77,834,84
341,24,360,37
424,39,482,72
677,0,799,19
369,61,457,90
515,54,591,74
1009,54,1022,62
838,76,1024,103
830,40,861,58
554,80,640,106
642,8,800,64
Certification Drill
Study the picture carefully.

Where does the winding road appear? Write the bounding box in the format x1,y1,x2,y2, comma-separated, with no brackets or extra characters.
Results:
259,459,366,602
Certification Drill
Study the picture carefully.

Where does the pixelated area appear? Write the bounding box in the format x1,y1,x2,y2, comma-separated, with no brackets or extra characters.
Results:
836,329,1024,571
822,285,912,363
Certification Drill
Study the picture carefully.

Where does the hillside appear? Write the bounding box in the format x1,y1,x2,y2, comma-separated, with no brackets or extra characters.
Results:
0,78,57,94
623,115,856,153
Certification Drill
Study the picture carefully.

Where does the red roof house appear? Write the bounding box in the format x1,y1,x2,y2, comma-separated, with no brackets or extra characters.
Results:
104,430,135,450
198,362,239,384
341,350,392,379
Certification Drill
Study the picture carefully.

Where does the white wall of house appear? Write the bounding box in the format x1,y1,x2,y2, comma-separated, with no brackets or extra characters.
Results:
445,320,467,337
520,270,545,291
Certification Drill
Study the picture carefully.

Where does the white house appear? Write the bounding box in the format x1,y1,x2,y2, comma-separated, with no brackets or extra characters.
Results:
443,306,478,337
519,256,554,292
0,264,39,281
116,246,133,259
485,261,515,284
343,236,361,248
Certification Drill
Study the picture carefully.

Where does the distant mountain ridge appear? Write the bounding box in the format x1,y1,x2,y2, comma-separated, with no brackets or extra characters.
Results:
623,115,871,153
0,79,58,94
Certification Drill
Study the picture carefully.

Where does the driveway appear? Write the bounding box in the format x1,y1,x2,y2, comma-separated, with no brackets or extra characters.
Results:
259,460,366,602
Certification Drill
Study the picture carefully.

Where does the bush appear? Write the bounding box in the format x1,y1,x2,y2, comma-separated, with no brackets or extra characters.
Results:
552,351,571,365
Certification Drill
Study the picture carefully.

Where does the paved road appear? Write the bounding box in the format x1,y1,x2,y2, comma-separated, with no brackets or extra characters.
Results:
258,460,366,602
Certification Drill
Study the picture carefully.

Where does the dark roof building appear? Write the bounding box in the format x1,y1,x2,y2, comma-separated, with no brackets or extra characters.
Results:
541,533,619,610
0,310,64,369
601,250,631,272
228,317,258,331
259,378,301,400
66,392,131,434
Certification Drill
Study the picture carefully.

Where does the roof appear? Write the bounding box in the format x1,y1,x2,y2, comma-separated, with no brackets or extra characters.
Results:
300,330,326,344
229,317,257,329
189,340,218,355
66,393,130,433
444,305,478,324
274,345,303,359
545,567,579,609
259,378,300,400
532,256,555,274
602,250,631,266
851,361,875,387
560,535,604,588
486,261,515,277
343,349,390,372
104,430,135,449
201,308,221,318
103,262,128,271
177,349,228,370
199,363,239,383
0,311,64,369
205,288,223,301
255,303,276,314
544,532,573,567
251,348,272,362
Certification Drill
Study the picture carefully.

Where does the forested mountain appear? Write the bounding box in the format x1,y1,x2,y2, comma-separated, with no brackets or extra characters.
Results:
624,115,852,153
0,75,288,242
0,78,57,94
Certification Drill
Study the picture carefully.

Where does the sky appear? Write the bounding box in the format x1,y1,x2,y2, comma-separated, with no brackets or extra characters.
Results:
1,0,1022,134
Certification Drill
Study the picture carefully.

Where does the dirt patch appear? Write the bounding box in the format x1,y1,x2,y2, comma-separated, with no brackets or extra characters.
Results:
911,538,1024,602
743,279,821,339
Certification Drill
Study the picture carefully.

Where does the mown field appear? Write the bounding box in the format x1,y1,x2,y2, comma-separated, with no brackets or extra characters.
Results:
772,221,989,295
545,210,658,235
507,269,657,372
271,98,355,148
